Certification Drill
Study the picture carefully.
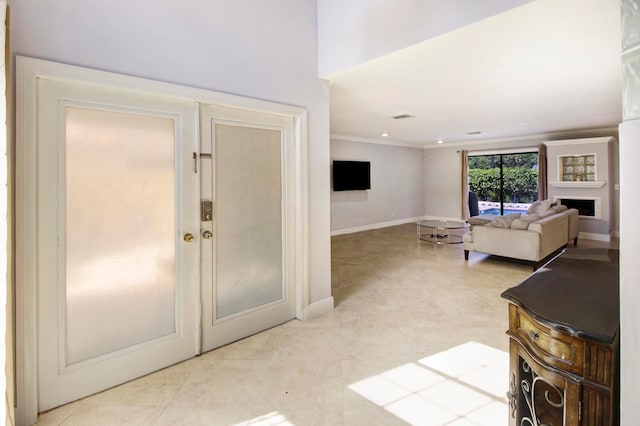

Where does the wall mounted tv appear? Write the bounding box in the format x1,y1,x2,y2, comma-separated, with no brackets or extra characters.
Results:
333,160,371,191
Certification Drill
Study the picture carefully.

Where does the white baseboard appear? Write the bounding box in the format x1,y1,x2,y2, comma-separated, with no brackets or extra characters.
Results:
331,215,463,236
299,296,334,320
579,231,611,242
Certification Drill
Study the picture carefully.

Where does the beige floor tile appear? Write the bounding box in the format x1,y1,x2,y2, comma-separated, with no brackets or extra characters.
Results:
35,224,617,426
343,389,412,426
336,304,400,328
153,407,243,426
34,401,83,426
82,362,193,407
340,327,413,362
269,327,343,361
59,404,162,426
156,406,345,426
168,359,272,411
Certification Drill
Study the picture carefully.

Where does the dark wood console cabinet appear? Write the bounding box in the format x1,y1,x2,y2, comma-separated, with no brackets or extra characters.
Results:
501,249,619,425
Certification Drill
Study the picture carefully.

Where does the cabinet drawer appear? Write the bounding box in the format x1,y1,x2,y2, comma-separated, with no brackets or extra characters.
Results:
511,307,582,373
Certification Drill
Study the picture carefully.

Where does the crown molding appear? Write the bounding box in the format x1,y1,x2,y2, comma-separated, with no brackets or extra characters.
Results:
331,126,619,150
544,136,616,146
330,134,426,149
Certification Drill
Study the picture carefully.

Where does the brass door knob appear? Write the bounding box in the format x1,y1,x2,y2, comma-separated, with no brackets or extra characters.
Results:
183,233,195,243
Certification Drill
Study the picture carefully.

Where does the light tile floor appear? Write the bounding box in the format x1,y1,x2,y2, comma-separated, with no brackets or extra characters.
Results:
34,224,617,425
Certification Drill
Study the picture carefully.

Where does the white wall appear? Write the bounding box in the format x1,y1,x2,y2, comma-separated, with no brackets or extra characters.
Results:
330,139,424,233
619,119,640,425
317,0,534,76
423,147,463,219
8,0,332,305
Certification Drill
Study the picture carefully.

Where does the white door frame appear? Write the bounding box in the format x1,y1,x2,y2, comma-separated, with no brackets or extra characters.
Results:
15,56,310,426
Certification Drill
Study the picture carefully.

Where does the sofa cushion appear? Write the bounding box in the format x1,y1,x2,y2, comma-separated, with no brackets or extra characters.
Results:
489,213,521,228
527,199,552,215
510,214,541,230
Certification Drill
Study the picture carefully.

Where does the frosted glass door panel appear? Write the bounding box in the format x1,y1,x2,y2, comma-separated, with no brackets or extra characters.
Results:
215,124,283,319
65,107,176,365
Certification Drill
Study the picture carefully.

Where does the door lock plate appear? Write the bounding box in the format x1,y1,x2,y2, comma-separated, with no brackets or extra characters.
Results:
201,200,213,222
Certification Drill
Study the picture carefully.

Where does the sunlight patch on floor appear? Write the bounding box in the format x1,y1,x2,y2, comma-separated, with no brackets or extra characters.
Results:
234,411,293,426
348,342,509,425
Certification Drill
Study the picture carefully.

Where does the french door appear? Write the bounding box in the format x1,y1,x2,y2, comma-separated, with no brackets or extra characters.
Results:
34,79,296,412
199,106,296,352
36,79,199,411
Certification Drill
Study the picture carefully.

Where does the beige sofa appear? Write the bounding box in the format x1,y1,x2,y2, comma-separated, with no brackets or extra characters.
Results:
463,203,579,269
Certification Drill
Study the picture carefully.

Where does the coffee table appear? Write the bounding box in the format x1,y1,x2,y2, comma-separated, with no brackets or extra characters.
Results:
417,220,469,244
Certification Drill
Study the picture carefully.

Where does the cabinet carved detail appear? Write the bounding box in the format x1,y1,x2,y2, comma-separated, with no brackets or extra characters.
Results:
520,359,565,425
508,373,517,419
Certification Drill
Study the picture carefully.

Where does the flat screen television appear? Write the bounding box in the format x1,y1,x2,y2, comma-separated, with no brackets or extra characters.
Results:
333,160,371,191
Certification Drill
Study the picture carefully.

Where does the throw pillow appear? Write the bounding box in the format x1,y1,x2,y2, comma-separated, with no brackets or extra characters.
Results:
526,201,541,214
551,204,568,213
538,209,556,218
510,214,541,230
526,199,552,215
490,213,521,228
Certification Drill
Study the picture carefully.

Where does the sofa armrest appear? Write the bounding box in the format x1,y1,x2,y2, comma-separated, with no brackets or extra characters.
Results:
565,208,579,242
528,214,569,258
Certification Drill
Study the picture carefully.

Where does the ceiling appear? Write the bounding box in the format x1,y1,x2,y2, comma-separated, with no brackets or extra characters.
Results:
327,0,623,148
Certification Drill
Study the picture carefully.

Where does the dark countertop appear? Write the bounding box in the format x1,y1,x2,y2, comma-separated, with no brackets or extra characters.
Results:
501,248,619,344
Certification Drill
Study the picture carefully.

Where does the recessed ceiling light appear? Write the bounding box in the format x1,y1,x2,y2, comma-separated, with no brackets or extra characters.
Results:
380,132,389,137
467,131,482,135
437,139,444,144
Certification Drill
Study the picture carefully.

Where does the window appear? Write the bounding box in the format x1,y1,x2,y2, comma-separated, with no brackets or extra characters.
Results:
468,152,539,215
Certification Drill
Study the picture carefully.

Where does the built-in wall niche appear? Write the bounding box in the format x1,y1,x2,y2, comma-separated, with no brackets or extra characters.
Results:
549,150,606,189
558,154,596,182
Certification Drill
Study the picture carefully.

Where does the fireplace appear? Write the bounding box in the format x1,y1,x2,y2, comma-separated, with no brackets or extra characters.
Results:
545,137,615,240
555,197,600,219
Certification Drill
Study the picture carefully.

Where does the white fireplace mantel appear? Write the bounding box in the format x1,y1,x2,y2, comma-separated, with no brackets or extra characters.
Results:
548,181,606,188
